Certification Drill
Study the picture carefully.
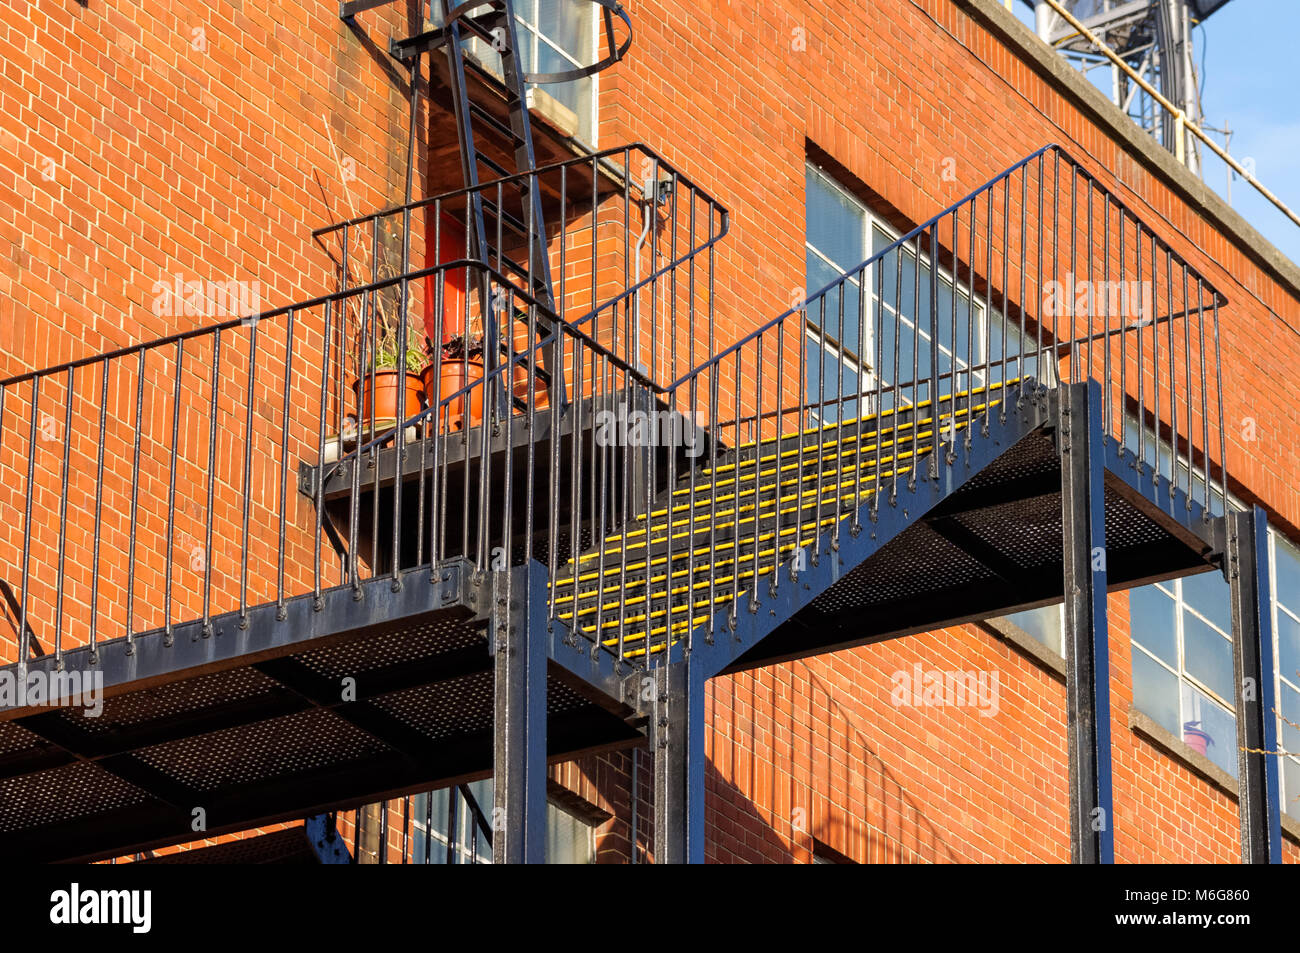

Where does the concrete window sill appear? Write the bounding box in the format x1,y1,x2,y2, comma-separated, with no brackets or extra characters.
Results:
1129,708,1300,846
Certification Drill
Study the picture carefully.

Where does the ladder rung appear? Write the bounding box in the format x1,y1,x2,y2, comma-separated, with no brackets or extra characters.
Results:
479,195,529,238
469,100,523,146
475,152,511,178
451,10,506,46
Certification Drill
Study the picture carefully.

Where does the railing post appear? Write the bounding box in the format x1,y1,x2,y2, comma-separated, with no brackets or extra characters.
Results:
491,567,547,864
1058,380,1114,863
1227,506,1283,863
652,658,705,864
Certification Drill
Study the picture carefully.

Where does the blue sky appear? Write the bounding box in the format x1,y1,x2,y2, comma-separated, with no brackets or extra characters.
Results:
1014,0,1300,266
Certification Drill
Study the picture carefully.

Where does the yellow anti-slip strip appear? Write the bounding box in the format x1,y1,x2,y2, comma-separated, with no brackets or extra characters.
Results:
605,414,977,544
555,525,816,611
563,561,779,643
707,378,1015,461
553,469,896,597
682,405,967,492
559,544,792,620
569,436,934,565
554,467,903,585
694,389,1008,484
553,508,840,600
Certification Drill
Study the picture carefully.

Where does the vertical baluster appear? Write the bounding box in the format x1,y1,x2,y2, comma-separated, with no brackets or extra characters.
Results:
1102,193,1111,435
90,359,109,655
164,340,182,646
55,367,74,664
240,322,257,627
1196,278,1211,516
1165,248,1178,493
18,377,38,667
277,310,295,616
928,223,941,470
1118,208,1127,454
1181,261,1193,506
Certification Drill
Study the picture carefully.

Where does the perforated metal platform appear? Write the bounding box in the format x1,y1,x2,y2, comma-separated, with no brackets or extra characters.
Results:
727,419,1222,671
0,569,640,863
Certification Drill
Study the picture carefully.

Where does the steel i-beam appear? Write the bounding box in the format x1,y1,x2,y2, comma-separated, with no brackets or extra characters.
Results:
492,569,547,863
1227,506,1283,863
652,659,705,863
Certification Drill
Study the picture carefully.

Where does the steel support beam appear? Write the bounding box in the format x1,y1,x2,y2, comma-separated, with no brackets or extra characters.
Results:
651,658,705,864
491,570,547,863
1058,382,1114,864
1227,506,1283,863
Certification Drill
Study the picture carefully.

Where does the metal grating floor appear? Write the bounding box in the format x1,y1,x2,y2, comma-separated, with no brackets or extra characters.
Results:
0,597,640,862
726,425,1222,671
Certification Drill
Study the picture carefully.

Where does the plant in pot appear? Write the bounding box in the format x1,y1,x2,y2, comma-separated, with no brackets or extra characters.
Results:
353,308,427,435
424,331,486,432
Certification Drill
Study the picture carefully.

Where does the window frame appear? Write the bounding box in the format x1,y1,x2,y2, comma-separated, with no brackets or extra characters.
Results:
804,162,999,421
1268,526,1300,821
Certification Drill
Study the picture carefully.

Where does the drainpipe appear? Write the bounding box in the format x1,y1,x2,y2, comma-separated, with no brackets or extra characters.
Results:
632,174,674,376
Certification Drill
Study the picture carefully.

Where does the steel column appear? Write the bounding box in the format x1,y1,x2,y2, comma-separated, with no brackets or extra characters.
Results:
1227,506,1282,863
652,659,705,864
491,571,547,863
1058,381,1115,863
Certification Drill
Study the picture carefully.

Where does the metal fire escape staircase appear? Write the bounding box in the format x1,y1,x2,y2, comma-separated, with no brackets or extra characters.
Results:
0,3,1284,864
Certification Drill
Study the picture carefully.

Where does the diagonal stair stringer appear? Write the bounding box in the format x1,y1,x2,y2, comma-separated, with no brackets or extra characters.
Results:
686,391,1057,679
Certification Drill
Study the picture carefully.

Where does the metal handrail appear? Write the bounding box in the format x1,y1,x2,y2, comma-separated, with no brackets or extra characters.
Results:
1039,0,1300,229
541,143,1232,671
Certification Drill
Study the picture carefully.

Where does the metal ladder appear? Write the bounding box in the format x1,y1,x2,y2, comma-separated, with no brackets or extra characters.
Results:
436,0,562,410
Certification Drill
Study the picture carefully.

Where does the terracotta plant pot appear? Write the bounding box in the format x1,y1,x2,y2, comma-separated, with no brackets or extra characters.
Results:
424,356,485,431
353,370,425,428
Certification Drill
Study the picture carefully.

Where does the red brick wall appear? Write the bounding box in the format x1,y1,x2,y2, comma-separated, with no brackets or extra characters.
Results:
4,0,1298,862
590,0,1300,863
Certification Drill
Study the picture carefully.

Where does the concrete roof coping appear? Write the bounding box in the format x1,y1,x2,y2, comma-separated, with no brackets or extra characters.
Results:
959,0,1300,304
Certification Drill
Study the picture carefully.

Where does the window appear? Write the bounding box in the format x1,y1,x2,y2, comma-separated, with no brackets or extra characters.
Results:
441,0,599,143
1122,411,1239,777
804,164,1040,424
1004,605,1064,656
409,780,598,863
1270,528,1300,822
516,0,597,142
1130,575,1238,778
411,780,494,864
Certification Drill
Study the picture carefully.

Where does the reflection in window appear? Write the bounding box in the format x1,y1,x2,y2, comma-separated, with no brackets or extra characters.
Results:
1003,605,1063,656
1130,575,1238,779
410,780,598,863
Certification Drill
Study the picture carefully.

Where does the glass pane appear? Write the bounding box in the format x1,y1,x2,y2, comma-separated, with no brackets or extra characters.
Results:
534,39,589,123
1278,609,1300,688
546,804,595,864
1005,606,1062,655
1275,532,1300,614
1284,757,1300,822
811,281,863,355
1129,584,1177,666
1183,609,1235,703
805,337,859,423
806,248,843,304
1182,682,1238,779
537,0,593,60
1132,647,1181,737
1280,681,1300,761
1180,570,1231,634
806,169,864,270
